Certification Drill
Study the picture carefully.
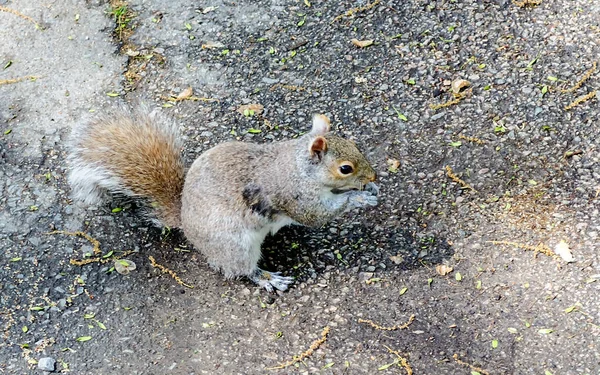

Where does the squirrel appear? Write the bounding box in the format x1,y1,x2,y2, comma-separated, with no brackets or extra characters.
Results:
68,108,379,291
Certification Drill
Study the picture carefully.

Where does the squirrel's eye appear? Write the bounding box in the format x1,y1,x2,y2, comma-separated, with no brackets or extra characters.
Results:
339,164,354,175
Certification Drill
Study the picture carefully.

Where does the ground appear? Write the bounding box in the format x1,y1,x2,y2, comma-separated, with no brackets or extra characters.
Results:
1,0,599,374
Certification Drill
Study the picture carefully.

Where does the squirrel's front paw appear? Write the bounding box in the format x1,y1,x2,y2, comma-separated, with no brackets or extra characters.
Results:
249,268,294,292
347,190,378,208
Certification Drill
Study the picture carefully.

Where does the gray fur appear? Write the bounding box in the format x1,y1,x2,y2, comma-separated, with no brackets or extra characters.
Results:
68,111,378,292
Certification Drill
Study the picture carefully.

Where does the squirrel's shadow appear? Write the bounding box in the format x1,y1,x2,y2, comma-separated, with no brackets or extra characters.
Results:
118,198,454,285
259,220,454,283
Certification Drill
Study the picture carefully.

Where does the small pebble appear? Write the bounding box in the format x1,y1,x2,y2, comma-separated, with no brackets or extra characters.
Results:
38,357,56,372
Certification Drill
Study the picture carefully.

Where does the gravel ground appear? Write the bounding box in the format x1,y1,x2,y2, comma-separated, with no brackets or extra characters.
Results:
1,0,599,374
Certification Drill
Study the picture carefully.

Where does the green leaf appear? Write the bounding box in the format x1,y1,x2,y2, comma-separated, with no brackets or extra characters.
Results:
398,113,407,121
406,78,416,85
538,328,553,334
483,85,491,90
492,339,498,348
304,0,311,6
30,306,44,311
471,372,482,375
4,60,12,69
84,313,95,319
297,15,306,27
102,250,114,259
221,49,229,56
76,336,92,342
399,287,408,296
95,320,106,330
247,128,262,134
544,371,554,375
111,207,122,213
541,85,548,95
106,92,119,97
184,22,192,30
322,362,334,369
455,272,462,281
4,129,12,135
22,326,28,333
475,280,482,289
547,76,558,82
564,305,577,313
10,257,21,262
29,205,38,211
507,327,518,334
449,141,462,147
427,278,433,287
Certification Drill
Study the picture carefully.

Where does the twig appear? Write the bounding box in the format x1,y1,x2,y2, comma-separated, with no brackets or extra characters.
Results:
358,315,415,331
267,326,330,370
148,256,194,288
0,6,40,28
453,353,490,375
0,76,40,87
47,231,101,255
512,0,542,7
429,96,463,110
332,0,381,23
561,62,597,93
383,345,413,375
446,165,476,192
486,240,557,258
458,134,486,145
564,91,596,110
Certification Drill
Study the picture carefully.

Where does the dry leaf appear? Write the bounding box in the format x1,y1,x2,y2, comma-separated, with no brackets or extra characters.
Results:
351,38,374,48
237,103,264,115
436,264,454,276
451,79,471,94
176,87,193,100
554,240,574,263
114,259,136,275
354,76,367,83
389,254,404,264
202,41,225,49
125,49,140,57
387,158,400,173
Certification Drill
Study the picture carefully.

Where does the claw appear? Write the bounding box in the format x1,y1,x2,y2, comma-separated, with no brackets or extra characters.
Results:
249,268,294,292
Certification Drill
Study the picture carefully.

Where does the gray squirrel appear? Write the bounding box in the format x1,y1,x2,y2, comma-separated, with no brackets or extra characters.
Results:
68,109,379,291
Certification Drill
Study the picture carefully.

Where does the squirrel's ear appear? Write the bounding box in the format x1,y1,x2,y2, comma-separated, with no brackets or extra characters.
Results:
311,114,330,135
309,136,328,162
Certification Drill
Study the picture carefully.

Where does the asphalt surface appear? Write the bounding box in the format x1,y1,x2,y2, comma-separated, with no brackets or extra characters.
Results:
1,0,599,374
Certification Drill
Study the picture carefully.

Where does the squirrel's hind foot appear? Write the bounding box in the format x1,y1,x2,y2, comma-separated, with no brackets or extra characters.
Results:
249,268,294,292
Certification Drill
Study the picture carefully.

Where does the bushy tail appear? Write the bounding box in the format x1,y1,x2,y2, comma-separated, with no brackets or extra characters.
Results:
68,108,185,228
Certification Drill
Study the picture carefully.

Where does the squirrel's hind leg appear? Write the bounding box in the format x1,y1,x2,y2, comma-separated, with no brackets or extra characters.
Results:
249,269,294,292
